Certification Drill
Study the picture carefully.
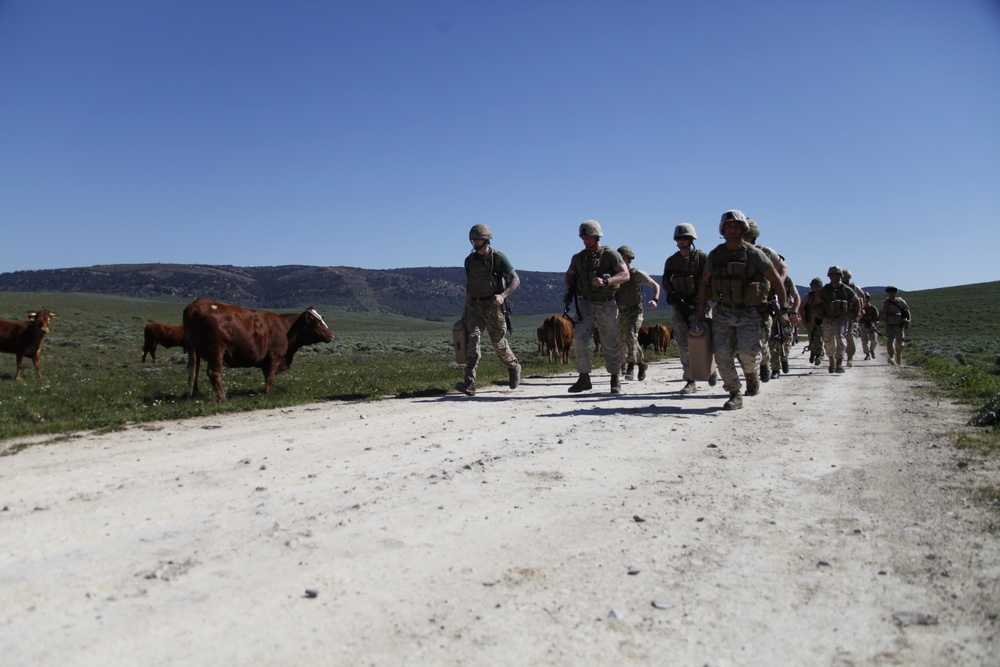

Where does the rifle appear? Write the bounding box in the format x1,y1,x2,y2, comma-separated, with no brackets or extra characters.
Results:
503,298,513,333
563,282,579,323
666,292,697,327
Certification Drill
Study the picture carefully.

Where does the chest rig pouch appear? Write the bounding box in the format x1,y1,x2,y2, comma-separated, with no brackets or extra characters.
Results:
666,253,699,297
466,249,503,298
710,246,768,306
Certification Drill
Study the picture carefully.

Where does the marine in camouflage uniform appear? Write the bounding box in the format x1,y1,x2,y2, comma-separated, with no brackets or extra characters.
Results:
696,210,790,410
565,220,629,394
879,285,911,366
455,224,521,396
813,266,861,374
663,223,714,394
615,245,660,381
798,277,825,366
841,268,867,367
767,274,800,378
742,219,795,382
858,292,879,360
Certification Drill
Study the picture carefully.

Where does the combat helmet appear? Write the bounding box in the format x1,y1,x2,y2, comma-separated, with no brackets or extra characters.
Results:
579,220,604,238
842,268,853,280
617,245,635,261
718,210,749,235
469,223,492,241
745,219,760,240
827,265,843,277
673,223,697,240
810,277,823,287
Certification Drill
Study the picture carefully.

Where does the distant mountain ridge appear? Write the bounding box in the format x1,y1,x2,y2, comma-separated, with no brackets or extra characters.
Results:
0,263,890,319
0,263,570,319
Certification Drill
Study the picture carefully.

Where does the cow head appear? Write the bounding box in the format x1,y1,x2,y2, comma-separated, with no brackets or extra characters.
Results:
28,310,55,333
290,307,334,347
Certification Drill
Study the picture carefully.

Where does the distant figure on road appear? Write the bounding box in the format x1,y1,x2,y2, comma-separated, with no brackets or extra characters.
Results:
859,292,879,360
879,285,911,366
813,266,861,374
615,245,660,381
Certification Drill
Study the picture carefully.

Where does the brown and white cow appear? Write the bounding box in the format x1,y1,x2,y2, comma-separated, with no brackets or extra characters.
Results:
0,309,55,380
543,314,574,364
183,298,333,401
142,322,185,363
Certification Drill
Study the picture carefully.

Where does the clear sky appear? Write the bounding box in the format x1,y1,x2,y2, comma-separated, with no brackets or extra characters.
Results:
2,0,998,291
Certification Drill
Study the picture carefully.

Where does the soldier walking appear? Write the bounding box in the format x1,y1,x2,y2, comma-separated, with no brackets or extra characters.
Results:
455,224,521,396
615,246,660,381
696,210,789,410
812,266,861,374
663,223,715,394
859,292,879,360
879,285,912,365
565,220,629,394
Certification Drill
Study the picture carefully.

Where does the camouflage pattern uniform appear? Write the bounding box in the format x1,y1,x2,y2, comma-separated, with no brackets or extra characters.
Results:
616,265,652,377
859,296,879,359
570,246,625,376
663,247,708,385
879,287,911,365
816,268,861,373
841,269,866,366
705,242,774,395
463,246,519,389
767,274,796,376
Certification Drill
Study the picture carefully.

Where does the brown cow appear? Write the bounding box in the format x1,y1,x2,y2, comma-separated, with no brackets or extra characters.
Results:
637,325,653,351
142,322,185,363
0,309,55,380
536,325,546,357
543,314,574,364
651,324,672,353
183,298,333,401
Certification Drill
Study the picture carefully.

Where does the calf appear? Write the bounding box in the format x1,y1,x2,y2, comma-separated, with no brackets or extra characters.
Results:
142,322,185,363
0,309,55,380
183,298,333,401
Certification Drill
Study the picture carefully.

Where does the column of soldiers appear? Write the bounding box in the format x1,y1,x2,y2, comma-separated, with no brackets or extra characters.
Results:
455,213,912,408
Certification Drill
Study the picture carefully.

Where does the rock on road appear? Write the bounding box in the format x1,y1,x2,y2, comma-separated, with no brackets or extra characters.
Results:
1,354,997,666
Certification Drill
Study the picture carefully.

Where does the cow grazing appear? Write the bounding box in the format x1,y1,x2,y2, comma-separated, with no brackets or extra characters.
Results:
543,314,574,364
651,324,672,353
0,309,55,380
142,322,185,363
183,298,334,401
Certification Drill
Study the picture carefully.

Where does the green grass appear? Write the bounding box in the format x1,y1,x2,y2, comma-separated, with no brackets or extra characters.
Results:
0,293,673,444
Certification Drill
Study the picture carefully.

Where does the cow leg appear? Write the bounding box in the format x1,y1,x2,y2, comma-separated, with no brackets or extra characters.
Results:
31,353,42,379
187,349,200,397
206,353,227,401
14,354,24,381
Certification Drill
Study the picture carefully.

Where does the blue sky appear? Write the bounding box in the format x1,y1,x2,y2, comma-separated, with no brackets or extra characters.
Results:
2,0,998,291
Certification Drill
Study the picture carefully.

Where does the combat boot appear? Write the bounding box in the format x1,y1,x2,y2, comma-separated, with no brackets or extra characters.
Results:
835,358,845,374
508,362,521,389
895,351,902,365
723,391,743,410
863,351,870,360
745,374,760,396
455,379,476,396
679,381,697,395
887,356,896,366
568,373,592,393
759,364,771,382
781,358,789,374
624,363,635,381
637,361,648,381
847,355,853,368
829,359,836,373
771,366,780,379
611,374,622,394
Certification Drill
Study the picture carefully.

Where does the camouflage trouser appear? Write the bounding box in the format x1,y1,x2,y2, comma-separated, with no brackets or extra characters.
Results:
672,308,693,382
574,297,622,375
885,324,905,359
759,311,772,369
618,304,645,367
465,299,518,382
860,326,877,353
845,322,857,359
712,305,761,393
822,316,850,361
809,324,824,359
768,319,792,371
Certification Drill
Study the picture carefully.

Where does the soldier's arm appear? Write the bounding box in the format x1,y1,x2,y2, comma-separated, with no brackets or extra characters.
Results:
695,268,712,322
644,276,661,309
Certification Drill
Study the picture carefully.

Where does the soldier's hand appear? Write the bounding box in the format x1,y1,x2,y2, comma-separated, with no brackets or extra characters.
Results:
646,299,658,310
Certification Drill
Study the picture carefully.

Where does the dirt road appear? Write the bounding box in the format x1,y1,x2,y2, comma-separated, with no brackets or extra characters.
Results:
1,354,997,666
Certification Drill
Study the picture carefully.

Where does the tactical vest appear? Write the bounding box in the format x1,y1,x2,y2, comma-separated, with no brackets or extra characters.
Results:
664,251,704,298
572,246,620,299
803,291,823,322
616,268,646,308
465,248,505,298
823,284,853,317
883,299,906,325
709,245,769,307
